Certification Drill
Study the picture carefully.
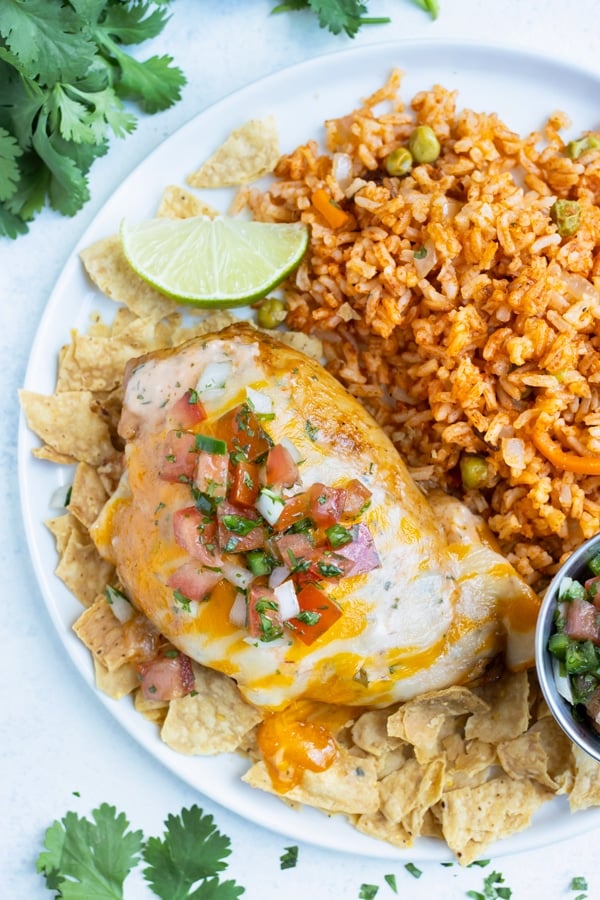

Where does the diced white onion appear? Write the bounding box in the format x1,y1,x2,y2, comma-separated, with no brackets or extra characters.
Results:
256,488,284,525
332,152,353,190
221,561,255,590
274,579,300,621
268,565,290,589
229,591,247,628
196,360,232,395
279,437,303,464
552,655,574,703
558,577,574,600
108,592,134,624
49,483,72,509
246,386,274,415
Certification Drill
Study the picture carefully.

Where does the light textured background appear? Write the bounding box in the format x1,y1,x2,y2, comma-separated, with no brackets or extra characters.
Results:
4,1,600,896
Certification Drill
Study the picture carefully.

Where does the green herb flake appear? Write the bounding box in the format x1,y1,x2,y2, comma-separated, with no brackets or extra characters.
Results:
571,877,589,891
358,884,379,900
467,870,512,900
280,844,299,869
404,862,422,879
384,873,398,892
304,419,318,441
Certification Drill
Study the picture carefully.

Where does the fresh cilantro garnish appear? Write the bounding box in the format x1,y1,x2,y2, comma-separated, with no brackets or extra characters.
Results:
280,844,299,869
467,869,512,900
404,862,422,879
571,877,588,891
36,803,144,897
270,0,438,37
142,805,245,899
384,873,398,893
358,884,379,900
0,0,185,238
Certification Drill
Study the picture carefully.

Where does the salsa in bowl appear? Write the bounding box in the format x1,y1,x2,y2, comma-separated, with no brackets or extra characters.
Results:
536,534,600,763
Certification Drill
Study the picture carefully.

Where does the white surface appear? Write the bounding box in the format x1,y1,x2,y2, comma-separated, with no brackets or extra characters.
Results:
18,38,600,868
4,1,600,896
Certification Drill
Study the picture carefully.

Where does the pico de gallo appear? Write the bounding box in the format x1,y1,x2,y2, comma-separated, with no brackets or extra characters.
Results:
548,552,600,732
159,385,380,648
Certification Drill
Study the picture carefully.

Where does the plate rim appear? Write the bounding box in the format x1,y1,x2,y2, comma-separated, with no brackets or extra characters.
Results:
17,36,600,861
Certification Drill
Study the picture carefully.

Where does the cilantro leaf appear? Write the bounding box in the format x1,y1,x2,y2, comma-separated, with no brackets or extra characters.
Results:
413,0,440,19
1,0,96,86
0,200,28,237
142,805,245,899
308,0,389,37
0,125,22,200
94,0,172,44
280,845,299,869
36,803,143,899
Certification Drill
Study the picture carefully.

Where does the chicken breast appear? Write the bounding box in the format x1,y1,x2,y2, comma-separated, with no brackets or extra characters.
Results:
91,323,539,712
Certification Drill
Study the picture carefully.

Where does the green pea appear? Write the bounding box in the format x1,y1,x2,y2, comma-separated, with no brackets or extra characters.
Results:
408,125,441,164
459,454,489,490
566,134,600,159
550,199,582,238
256,297,287,329
384,146,413,177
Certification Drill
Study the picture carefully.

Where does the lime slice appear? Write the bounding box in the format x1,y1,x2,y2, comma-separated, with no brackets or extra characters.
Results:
120,215,309,307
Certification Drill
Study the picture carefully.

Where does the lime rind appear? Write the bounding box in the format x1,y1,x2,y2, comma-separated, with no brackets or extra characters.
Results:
120,215,310,308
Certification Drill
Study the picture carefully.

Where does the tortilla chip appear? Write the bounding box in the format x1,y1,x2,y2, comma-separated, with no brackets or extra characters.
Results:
387,685,488,761
440,775,551,865
32,445,77,464
46,513,76,556
498,717,574,793
187,116,280,188
94,657,138,699
169,310,240,347
243,751,379,816
465,670,530,743
351,709,403,757
73,593,134,669
157,185,219,219
134,689,169,725
569,744,600,811
445,739,498,791
270,328,323,361
379,757,445,839
354,810,414,849
20,389,116,467
80,235,179,321
68,462,109,529
161,664,262,755
48,515,114,607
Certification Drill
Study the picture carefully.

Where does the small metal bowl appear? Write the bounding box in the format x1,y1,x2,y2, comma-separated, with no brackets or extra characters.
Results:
535,533,600,763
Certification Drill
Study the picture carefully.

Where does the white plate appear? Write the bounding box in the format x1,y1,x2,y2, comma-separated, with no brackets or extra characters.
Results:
18,40,600,861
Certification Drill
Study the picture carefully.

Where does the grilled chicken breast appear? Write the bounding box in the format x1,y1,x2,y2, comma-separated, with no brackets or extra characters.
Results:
91,323,539,711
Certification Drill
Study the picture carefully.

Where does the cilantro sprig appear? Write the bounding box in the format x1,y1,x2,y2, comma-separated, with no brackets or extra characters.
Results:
271,0,439,37
0,0,185,239
37,803,245,899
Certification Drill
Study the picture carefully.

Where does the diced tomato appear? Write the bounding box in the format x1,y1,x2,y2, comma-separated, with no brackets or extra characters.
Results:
265,443,299,488
229,460,260,507
159,430,197,482
247,583,283,642
273,491,310,532
342,478,372,517
288,584,342,645
214,403,272,461
217,501,267,553
307,483,347,528
273,532,315,567
138,652,195,701
168,562,222,602
167,389,207,429
194,450,229,499
172,507,222,565
565,597,600,645
295,548,354,586
337,523,380,576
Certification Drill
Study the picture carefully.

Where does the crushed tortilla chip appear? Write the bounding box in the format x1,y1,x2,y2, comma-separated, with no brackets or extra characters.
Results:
569,744,600,811
498,717,574,793
440,775,552,865
48,516,114,607
379,756,445,838
187,116,280,188
243,750,379,816
93,657,139,699
20,389,117,468
157,185,219,219
68,462,109,529
161,664,262,755
465,670,530,743
73,592,136,669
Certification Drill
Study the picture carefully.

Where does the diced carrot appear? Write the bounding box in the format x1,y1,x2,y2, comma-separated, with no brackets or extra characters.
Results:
311,188,349,229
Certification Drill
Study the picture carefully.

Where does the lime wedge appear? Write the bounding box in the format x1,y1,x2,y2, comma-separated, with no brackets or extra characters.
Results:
120,215,309,307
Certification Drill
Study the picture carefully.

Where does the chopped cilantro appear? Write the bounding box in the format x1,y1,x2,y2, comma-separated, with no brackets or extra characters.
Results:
467,869,512,900
359,885,379,900
404,862,422,879
304,419,318,441
571,877,589,891
280,844,299,869
384,873,398,893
